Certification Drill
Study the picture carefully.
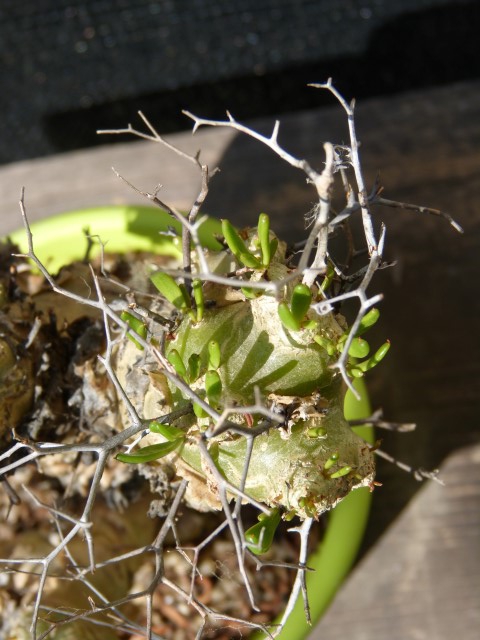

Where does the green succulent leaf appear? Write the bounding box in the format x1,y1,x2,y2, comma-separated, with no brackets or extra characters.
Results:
290,283,312,323
357,308,380,335
347,337,370,359
320,261,335,293
351,340,391,376
298,497,317,518
306,426,327,438
323,452,339,471
221,218,249,256
239,251,262,269
120,310,147,350
208,340,221,370
313,334,337,356
278,301,301,331
205,369,222,406
151,272,191,311
329,465,352,479
257,212,271,266
192,279,204,322
116,439,183,464
167,349,187,378
373,340,391,363
241,286,262,299
149,421,185,441
221,219,262,269
245,508,281,555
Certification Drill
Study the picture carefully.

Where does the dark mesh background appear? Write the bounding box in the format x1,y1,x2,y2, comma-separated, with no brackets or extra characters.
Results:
1,0,478,163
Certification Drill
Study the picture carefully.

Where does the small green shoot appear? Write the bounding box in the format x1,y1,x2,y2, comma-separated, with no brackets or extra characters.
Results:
208,340,221,370
278,283,313,332
167,349,187,378
323,452,339,471
319,261,335,293
221,219,262,269
357,308,380,335
313,334,337,356
314,307,388,377
120,310,147,350
349,340,391,378
149,421,185,441
290,284,312,324
346,337,370,358
245,508,281,555
302,319,318,331
241,286,262,299
297,496,316,518
257,213,271,266
205,369,222,406
192,279,204,322
151,272,191,312
306,426,327,438
329,465,352,479
116,439,183,464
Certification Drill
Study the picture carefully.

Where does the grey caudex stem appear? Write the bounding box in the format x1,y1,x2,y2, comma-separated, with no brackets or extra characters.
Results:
0,80,461,640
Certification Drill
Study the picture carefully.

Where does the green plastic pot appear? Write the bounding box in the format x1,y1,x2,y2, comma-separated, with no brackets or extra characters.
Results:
6,205,373,639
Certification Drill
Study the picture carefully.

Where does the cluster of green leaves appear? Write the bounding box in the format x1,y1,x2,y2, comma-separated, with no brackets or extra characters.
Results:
221,213,280,299
323,452,352,479
314,308,390,378
166,338,223,418
115,214,386,545
150,213,277,317
222,213,277,270
277,283,315,331
276,289,390,379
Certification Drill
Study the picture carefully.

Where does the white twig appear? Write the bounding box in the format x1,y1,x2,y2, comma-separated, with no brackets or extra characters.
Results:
183,110,322,184
276,517,314,634
98,110,203,168
313,225,386,395
310,79,378,254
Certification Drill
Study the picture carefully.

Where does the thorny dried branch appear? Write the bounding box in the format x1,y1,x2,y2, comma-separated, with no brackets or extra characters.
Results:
1,82,461,640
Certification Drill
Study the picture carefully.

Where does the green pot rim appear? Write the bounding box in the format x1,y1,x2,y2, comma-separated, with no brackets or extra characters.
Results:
5,205,373,639
6,204,223,272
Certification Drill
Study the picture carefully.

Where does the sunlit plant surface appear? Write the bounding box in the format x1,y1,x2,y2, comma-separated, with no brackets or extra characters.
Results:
0,81,459,640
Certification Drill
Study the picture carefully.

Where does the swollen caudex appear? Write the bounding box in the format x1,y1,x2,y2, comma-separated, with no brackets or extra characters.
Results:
124,215,377,521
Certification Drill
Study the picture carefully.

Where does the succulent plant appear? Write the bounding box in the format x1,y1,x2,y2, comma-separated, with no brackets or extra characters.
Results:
0,81,457,639
116,212,381,529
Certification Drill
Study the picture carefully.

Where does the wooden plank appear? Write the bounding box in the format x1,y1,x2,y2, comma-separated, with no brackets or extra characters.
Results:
310,444,480,640
0,125,236,236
